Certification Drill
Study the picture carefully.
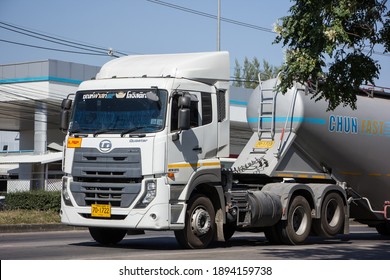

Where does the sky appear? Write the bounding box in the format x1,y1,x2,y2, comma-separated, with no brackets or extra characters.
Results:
0,0,389,87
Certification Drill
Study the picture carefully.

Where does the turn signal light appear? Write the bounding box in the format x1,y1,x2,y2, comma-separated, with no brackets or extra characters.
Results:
67,137,82,148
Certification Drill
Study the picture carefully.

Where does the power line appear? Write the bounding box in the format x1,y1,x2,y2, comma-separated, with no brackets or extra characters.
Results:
0,21,128,56
0,83,82,126
0,103,60,126
0,92,61,118
0,23,108,56
0,39,109,56
0,1,276,60
145,0,275,34
0,21,132,58
1,83,67,103
3,84,68,102
0,100,59,125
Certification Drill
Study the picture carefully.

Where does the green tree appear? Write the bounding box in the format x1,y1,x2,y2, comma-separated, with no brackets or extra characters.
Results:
233,57,281,89
261,60,281,81
274,0,390,110
233,59,243,87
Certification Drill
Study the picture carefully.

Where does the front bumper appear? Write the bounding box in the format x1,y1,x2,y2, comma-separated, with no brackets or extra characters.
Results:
60,176,182,230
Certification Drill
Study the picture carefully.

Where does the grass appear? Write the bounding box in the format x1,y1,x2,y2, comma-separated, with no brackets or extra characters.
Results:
0,209,60,225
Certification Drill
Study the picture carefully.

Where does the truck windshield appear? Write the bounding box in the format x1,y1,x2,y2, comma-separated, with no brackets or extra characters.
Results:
69,89,167,135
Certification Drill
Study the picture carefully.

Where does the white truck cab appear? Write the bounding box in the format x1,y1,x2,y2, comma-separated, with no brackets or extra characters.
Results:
60,52,230,248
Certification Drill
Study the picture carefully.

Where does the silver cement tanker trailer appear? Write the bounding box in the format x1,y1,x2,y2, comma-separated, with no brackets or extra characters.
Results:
229,77,390,244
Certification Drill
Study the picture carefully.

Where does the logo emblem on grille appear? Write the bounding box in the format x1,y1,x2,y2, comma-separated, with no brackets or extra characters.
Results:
99,140,112,152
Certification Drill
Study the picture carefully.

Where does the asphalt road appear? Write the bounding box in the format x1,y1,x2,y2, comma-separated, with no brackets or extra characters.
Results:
1,224,390,260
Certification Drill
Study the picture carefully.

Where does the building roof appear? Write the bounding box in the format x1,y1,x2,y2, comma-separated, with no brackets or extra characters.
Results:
0,152,62,165
0,59,100,85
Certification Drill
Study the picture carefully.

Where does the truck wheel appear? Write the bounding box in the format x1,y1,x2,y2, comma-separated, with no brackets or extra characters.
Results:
174,194,216,249
375,222,390,236
281,195,312,245
89,227,127,245
313,192,345,237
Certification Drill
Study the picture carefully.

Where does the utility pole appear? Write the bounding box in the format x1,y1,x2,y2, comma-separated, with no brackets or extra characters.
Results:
217,0,221,51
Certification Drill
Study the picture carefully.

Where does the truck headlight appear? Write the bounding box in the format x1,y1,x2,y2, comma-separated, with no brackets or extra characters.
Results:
143,181,157,204
136,180,157,208
62,177,73,206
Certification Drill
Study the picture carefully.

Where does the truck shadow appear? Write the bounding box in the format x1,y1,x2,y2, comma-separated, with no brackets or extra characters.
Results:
225,232,390,259
258,243,390,259
71,231,390,260
72,236,182,251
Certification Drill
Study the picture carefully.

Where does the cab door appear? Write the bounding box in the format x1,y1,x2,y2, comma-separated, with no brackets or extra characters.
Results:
167,91,216,184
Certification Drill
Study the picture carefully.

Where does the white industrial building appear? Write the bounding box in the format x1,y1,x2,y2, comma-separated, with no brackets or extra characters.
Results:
0,60,100,192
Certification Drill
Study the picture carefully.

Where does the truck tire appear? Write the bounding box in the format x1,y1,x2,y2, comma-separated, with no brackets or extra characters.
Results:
280,195,312,245
89,227,127,245
312,192,345,237
174,194,216,249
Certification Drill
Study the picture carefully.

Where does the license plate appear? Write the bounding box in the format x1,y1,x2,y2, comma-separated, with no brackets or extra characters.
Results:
91,204,111,218
254,140,275,149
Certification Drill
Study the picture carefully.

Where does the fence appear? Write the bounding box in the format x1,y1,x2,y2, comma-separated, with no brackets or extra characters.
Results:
2,178,62,193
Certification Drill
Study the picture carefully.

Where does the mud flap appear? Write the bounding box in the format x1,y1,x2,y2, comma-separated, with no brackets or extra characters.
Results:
215,208,225,241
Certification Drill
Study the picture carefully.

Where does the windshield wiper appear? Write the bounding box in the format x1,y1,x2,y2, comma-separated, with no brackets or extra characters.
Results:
121,124,162,137
68,129,88,137
120,126,147,137
93,129,119,137
69,128,80,134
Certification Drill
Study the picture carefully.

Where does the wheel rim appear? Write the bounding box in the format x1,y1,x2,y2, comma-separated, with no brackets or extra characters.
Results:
191,206,211,236
325,198,341,227
292,206,309,236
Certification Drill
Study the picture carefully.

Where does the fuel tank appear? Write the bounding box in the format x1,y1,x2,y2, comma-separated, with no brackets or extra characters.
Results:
246,79,390,212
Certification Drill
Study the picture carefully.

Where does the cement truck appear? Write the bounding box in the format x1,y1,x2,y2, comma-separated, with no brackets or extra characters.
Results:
60,51,390,248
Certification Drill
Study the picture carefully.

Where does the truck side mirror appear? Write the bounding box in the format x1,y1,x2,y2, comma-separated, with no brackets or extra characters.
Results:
61,98,72,110
60,110,71,132
178,95,191,131
60,98,72,132
178,95,191,109
178,108,190,130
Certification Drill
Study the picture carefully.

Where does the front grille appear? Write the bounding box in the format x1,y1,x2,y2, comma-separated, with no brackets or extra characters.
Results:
84,186,122,204
85,171,124,176
72,147,142,179
70,147,142,208
70,182,141,207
